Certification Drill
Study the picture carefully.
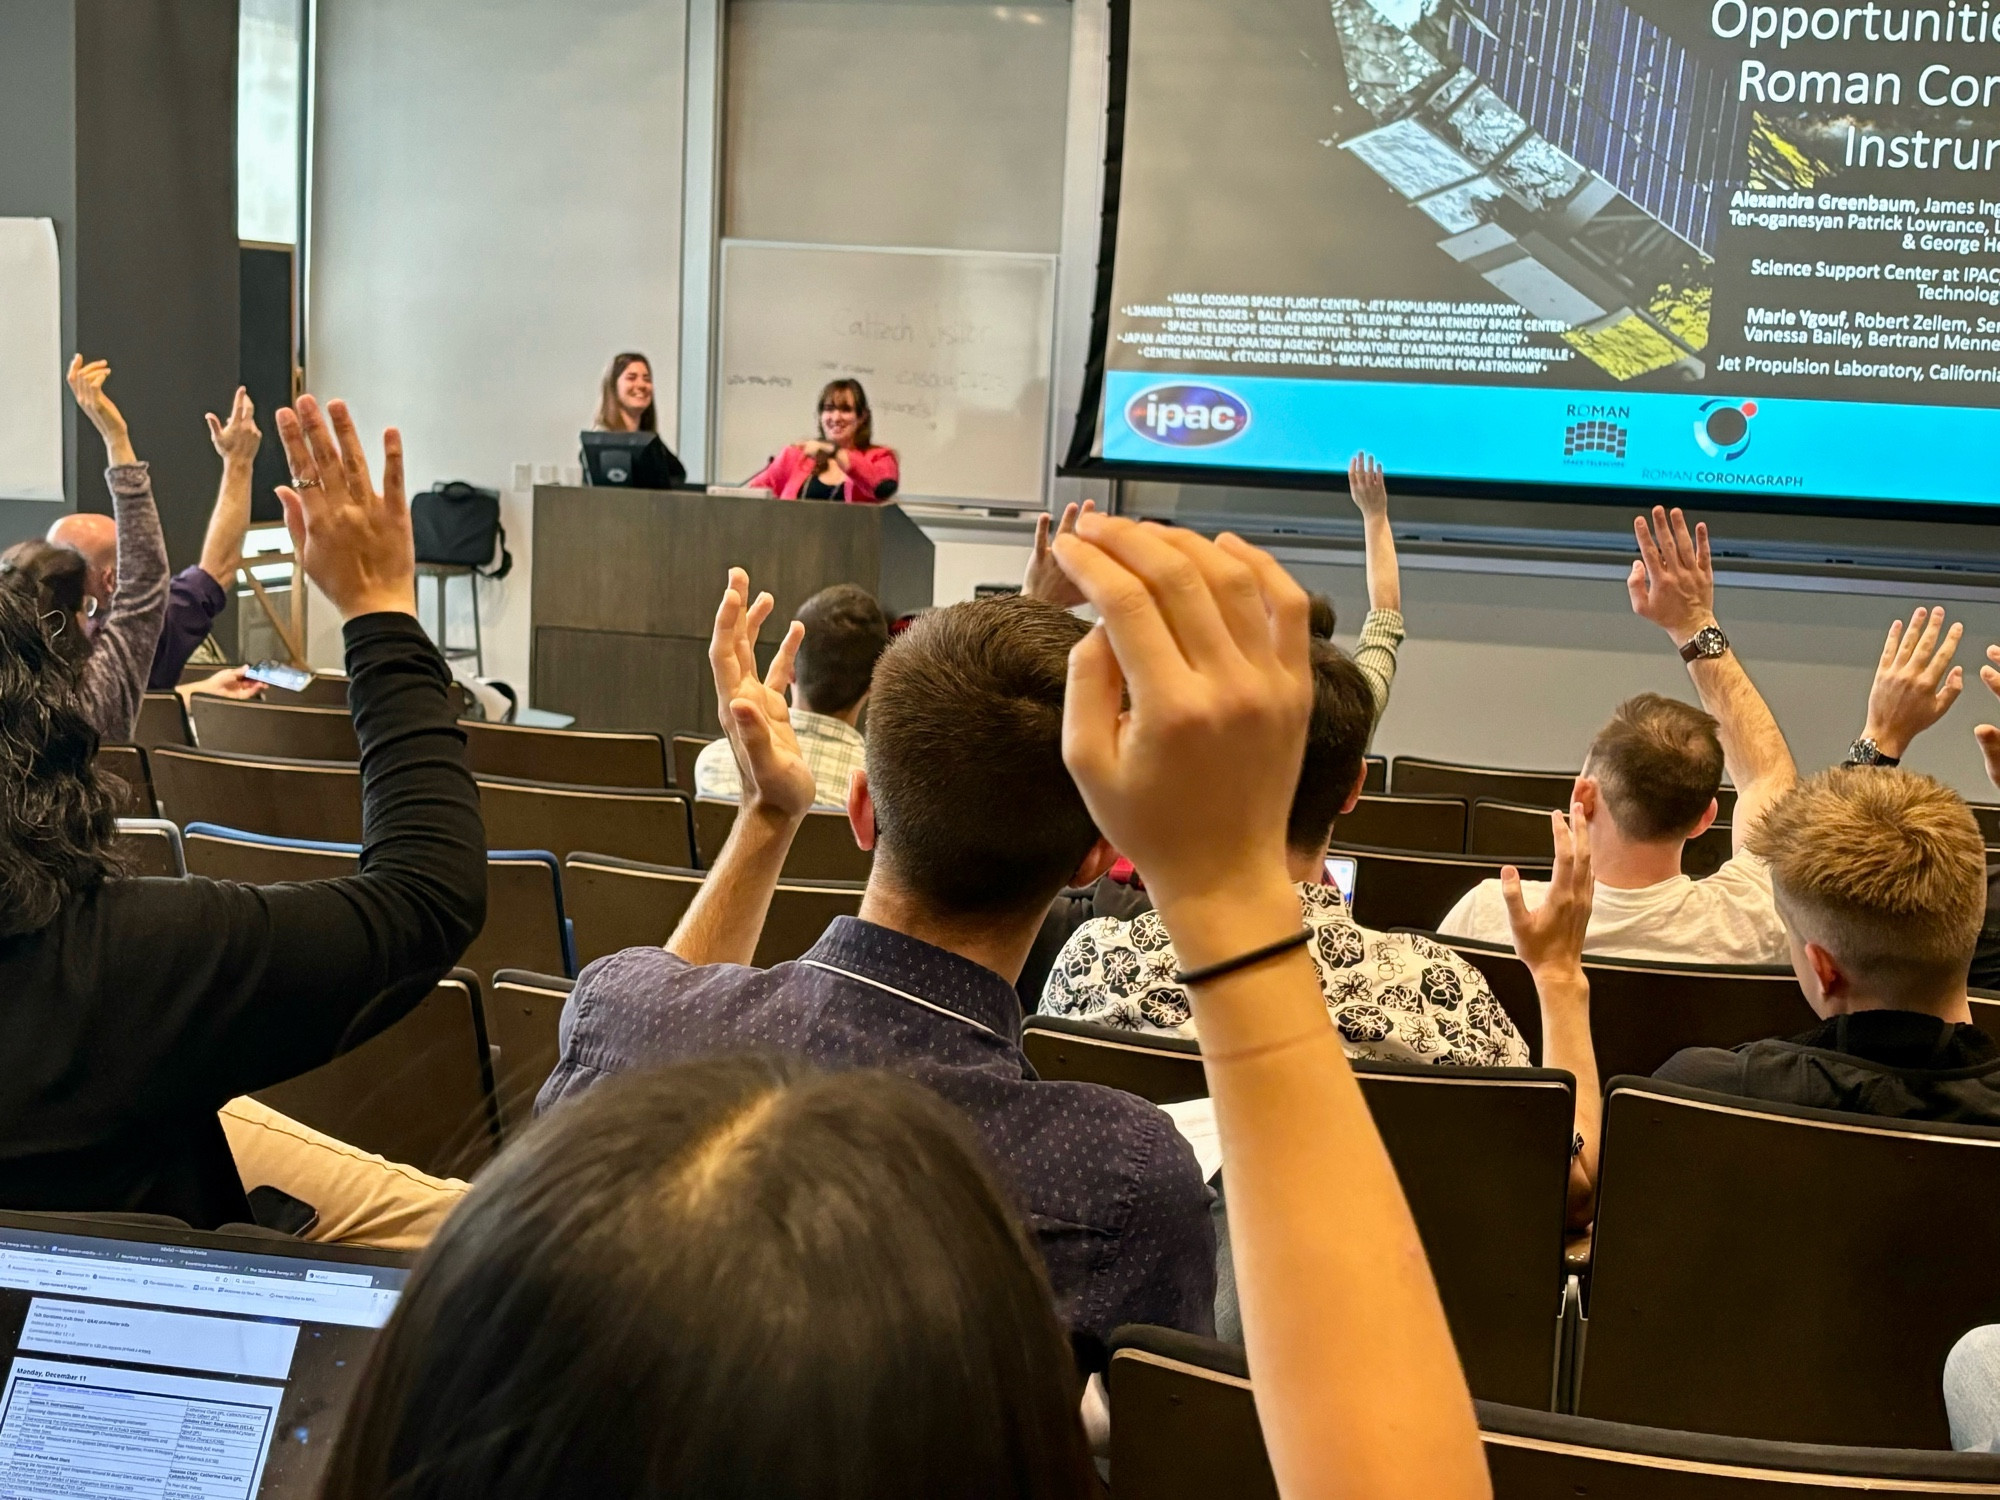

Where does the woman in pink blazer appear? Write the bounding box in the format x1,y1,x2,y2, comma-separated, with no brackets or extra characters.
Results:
747,379,900,503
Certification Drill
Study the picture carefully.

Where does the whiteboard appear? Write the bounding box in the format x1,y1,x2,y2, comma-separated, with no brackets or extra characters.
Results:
0,219,63,501
715,241,1055,506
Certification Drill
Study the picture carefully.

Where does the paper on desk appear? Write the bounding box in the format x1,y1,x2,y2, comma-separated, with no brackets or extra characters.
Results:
1161,1096,1223,1183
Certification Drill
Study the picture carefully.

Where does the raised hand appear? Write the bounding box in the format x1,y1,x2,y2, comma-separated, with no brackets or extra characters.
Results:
272,395,417,623
67,354,136,466
1022,499,1096,609
1864,607,1964,759
206,387,262,466
708,568,816,821
1627,506,1715,645
1052,515,1311,934
176,667,264,708
1501,804,1594,981
1976,646,2000,791
1347,452,1389,521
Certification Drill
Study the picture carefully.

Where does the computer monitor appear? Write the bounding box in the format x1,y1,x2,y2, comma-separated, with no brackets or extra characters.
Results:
579,431,687,490
0,1211,412,1498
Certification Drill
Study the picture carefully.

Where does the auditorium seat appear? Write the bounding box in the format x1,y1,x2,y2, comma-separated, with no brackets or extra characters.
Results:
1394,755,1739,823
485,970,574,1136
564,852,864,969
269,671,352,707
1430,935,1814,1077
134,691,192,751
1103,1329,2000,1500
692,798,872,881
252,968,500,1180
1972,989,2000,1048
1330,793,1467,854
671,732,715,792
183,825,572,988
1972,803,2000,844
461,719,669,789
1327,845,1546,933
94,744,155,819
1024,1019,1573,1405
1577,1077,2000,1448
476,774,694,867
188,694,361,761
151,747,363,842
1468,797,1733,877
1362,753,1387,792
112,818,184,878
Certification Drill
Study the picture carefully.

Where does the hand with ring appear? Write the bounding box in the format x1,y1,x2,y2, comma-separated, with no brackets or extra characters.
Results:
273,395,417,623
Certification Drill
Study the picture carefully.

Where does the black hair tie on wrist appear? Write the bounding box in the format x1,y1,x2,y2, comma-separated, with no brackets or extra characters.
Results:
1173,929,1313,987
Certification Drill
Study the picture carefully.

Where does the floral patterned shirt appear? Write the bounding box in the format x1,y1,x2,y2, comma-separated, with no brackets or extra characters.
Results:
1040,881,1528,1068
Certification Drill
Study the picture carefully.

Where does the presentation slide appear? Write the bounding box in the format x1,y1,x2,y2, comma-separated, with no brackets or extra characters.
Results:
1083,0,2000,511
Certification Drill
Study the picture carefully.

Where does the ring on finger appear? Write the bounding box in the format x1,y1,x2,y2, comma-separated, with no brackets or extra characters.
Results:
290,476,323,489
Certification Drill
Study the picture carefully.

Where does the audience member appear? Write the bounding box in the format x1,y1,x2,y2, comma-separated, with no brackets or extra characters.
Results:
1042,642,1532,1069
693,583,888,808
1049,513,1491,1497
0,357,168,741
0,393,487,1229
1440,508,1794,965
1343,449,1406,724
1654,767,1999,1122
141,384,264,688
541,574,1215,1360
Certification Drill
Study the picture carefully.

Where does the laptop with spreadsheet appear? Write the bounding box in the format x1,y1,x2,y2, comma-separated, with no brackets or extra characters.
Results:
0,1212,411,1499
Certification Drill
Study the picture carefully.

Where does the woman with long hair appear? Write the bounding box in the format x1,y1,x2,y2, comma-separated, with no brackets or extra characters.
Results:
0,356,169,741
317,1057,1097,1500
594,351,657,432
745,377,900,502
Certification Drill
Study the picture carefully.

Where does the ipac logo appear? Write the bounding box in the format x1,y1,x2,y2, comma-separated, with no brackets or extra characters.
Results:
1694,399,1758,459
1126,385,1250,447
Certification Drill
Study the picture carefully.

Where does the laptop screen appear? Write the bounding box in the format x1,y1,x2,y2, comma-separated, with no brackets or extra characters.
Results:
0,1214,411,1499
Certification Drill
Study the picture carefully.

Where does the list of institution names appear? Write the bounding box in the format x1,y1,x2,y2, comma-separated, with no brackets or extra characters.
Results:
1724,188,2000,387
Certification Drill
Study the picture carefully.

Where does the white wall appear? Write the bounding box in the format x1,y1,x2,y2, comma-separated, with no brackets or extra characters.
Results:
306,0,686,687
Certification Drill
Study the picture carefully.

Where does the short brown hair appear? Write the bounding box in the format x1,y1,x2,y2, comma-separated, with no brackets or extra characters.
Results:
1749,768,1985,995
794,585,889,717
863,597,1096,917
1293,643,1374,852
1586,693,1724,841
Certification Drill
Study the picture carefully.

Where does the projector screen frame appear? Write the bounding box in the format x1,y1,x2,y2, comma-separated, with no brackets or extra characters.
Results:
1057,0,2000,531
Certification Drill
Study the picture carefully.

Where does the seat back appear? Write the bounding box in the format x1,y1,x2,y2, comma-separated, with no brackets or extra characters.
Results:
1468,797,1731,877
1331,793,1467,854
267,671,353,707
1025,1020,1570,1405
252,969,500,1180
189,695,360,761
692,798,872,881
112,818,184,878
1972,990,2000,1049
134,692,192,750
183,826,570,987
1329,845,1546,933
486,970,575,1136
671,732,714,791
1480,1403,2000,1499
1579,1078,2000,1447
461,719,668,789
476,775,693,866
1434,936,1813,1076
1362,753,1387,792
565,853,862,969
1972,803,2000,844
1108,1329,1274,1500
1392,756,1580,809
151,747,364,842
95,744,156,818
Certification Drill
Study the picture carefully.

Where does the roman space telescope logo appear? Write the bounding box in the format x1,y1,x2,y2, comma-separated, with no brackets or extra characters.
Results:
1126,385,1251,447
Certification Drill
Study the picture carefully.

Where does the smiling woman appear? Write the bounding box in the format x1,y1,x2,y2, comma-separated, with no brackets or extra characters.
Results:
743,378,901,503
594,352,657,433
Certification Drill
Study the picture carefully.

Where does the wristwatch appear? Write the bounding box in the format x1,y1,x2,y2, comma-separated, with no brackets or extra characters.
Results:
1678,624,1729,663
1844,737,1901,768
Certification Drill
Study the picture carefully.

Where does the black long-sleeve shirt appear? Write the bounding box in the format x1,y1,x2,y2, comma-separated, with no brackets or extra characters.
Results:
0,613,486,1228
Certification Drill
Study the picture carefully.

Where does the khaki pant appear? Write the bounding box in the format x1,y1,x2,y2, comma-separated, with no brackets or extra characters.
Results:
220,1097,470,1252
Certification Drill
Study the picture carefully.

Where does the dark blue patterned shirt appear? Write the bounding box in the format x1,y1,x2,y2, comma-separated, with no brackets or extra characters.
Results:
538,917,1216,1353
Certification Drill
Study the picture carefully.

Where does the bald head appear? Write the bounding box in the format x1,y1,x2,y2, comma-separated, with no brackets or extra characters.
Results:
46,513,116,607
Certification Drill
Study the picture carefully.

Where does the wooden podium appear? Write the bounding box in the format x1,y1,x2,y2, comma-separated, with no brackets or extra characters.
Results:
530,486,935,734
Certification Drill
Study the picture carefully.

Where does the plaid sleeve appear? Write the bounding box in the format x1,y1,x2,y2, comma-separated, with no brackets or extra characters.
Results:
1353,607,1406,726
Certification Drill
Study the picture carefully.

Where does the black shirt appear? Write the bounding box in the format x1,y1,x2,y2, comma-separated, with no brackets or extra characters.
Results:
800,475,843,500
1655,1009,2000,1126
0,614,487,1228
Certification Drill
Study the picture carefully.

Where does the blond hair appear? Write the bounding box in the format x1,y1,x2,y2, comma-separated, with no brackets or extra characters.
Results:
1747,768,1984,996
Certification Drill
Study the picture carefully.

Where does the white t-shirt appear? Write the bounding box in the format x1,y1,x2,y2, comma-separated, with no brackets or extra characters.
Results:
1436,853,1790,967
